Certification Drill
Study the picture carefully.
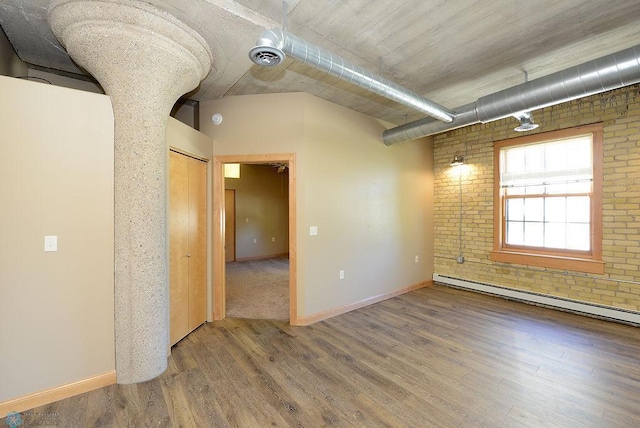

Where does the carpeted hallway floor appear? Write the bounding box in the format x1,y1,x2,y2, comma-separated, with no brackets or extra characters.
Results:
225,256,289,321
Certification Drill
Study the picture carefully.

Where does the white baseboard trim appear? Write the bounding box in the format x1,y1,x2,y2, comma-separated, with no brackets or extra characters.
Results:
433,274,640,325
0,371,116,417
292,281,432,326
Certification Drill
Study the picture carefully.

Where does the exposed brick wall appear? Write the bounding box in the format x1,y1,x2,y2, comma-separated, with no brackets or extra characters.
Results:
433,85,640,312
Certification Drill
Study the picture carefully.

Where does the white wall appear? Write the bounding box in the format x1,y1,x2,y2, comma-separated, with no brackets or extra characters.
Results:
28,68,104,94
201,92,433,320
0,76,115,404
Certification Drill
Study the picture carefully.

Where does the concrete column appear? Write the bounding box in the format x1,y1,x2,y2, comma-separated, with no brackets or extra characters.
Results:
49,0,212,383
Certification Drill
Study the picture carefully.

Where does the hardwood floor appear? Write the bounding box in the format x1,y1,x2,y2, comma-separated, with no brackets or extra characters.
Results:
14,285,640,427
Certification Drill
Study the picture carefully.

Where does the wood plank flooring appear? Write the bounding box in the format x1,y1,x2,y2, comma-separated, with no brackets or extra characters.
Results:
11,285,640,427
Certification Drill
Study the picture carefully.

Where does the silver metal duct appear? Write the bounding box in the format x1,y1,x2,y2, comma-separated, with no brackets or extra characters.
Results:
249,28,455,123
383,44,640,145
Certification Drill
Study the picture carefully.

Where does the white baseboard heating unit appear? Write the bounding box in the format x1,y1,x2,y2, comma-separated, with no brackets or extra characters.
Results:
433,274,640,326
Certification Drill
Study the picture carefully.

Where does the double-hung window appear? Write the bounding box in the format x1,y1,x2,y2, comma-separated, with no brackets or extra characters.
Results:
491,124,604,274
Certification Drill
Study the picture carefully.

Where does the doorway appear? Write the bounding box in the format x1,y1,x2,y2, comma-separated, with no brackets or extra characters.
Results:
212,154,298,324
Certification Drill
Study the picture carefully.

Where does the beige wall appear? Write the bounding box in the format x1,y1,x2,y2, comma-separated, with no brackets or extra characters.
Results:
23,69,198,130
0,26,27,77
433,84,640,312
27,68,104,94
225,165,289,260
0,76,115,403
172,101,196,129
201,92,433,318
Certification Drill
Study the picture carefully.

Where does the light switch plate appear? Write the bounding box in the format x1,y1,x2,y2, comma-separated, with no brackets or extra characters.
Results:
44,235,58,252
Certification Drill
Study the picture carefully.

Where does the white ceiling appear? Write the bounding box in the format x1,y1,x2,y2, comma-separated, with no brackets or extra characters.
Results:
2,0,640,125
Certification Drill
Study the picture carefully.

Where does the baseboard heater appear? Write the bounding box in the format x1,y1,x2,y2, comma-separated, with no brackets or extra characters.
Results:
433,274,640,326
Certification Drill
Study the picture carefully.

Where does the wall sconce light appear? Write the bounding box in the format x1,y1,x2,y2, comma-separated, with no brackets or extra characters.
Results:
450,154,465,166
224,163,240,178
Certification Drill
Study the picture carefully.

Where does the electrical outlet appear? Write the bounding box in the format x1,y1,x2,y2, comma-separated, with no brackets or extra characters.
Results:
310,226,318,236
253,238,257,244
272,237,275,242
456,255,465,264
415,255,419,263
339,270,345,280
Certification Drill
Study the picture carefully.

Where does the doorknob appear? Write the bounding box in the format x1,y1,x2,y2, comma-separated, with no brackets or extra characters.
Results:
187,253,191,257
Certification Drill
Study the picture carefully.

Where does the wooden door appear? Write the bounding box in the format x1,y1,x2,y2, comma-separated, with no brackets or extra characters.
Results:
188,156,207,331
224,189,236,262
169,151,190,345
169,150,207,346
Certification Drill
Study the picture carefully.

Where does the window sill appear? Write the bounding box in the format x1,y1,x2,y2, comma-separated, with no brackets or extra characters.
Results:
490,250,604,274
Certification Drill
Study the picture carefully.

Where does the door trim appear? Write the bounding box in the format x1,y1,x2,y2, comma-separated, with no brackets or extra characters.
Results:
224,189,236,262
212,153,298,323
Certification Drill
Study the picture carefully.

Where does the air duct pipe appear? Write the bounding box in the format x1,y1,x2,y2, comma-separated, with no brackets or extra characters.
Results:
383,44,640,145
249,28,455,123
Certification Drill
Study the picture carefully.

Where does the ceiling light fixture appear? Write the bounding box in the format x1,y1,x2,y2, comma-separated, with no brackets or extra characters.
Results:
450,154,465,166
514,111,539,132
513,71,540,132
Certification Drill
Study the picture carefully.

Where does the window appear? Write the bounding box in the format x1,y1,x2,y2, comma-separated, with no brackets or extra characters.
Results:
491,124,604,274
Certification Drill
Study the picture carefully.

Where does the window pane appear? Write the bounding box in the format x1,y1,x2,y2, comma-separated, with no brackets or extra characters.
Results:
567,223,590,251
526,185,544,195
525,145,544,173
566,138,592,170
502,136,592,190
545,197,566,223
566,182,591,193
506,186,526,196
545,141,567,173
524,222,543,247
505,148,525,174
567,196,590,223
524,198,543,222
506,198,524,221
546,183,567,194
506,221,524,245
545,223,566,249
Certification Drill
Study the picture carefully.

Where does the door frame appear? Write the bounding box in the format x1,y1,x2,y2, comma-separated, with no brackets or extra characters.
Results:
212,153,298,323
224,189,236,262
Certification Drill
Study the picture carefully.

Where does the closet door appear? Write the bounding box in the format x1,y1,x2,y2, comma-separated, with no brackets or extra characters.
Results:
188,156,207,331
169,150,207,346
169,151,190,345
